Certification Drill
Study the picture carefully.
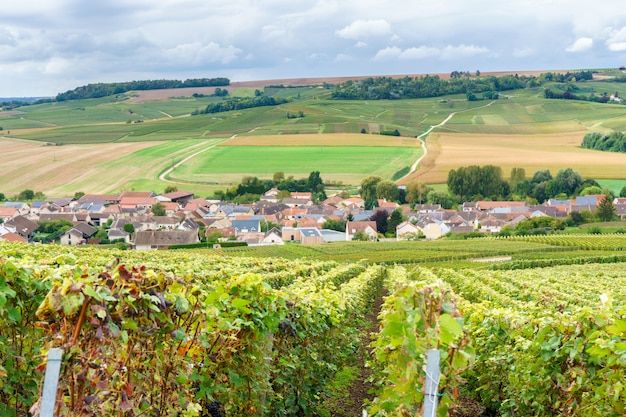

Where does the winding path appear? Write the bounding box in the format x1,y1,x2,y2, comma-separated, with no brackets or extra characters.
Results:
158,141,221,184
402,100,496,180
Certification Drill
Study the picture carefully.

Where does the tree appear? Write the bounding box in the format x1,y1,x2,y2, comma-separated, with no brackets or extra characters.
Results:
596,194,616,222
447,165,508,200
0,193,5,202
406,181,432,205
164,185,178,194
360,128,367,134
261,220,279,232
18,189,35,200
370,210,388,235
620,186,626,198
531,169,552,185
322,219,345,232
387,209,404,236
352,230,369,241
308,171,326,202
151,202,166,216
579,186,603,196
427,191,457,209
273,171,285,183
360,176,382,209
123,223,135,235
73,191,85,200
553,168,583,197
509,167,526,187
206,231,224,242
376,180,399,202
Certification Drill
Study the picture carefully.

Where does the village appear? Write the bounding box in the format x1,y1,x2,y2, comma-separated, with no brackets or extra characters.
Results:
0,188,622,250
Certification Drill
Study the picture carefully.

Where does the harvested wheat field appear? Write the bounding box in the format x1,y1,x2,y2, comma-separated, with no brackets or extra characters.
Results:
0,138,157,195
402,131,626,184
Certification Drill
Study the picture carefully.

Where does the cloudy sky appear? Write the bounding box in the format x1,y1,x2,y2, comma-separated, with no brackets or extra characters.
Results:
2,0,626,97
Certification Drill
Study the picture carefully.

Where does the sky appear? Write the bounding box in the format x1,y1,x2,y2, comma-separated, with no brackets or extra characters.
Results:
2,0,626,97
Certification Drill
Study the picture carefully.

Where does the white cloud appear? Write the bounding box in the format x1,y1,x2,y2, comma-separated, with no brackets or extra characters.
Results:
608,42,626,52
355,41,367,48
375,44,488,61
43,57,71,74
606,27,626,52
335,19,391,40
566,37,593,52
163,42,241,65
398,46,440,59
440,44,489,59
373,46,402,60
334,53,352,62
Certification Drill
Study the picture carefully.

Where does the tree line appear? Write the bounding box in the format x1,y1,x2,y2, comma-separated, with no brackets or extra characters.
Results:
329,71,594,100
192,95,290,115
55,78,230,101
213,171,326,204
447,165,610,203
581,131,626,152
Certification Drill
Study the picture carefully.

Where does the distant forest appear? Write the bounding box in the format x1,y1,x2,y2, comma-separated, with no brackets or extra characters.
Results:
581,131,626,152
330,71,594,100
192,95,290,115
55,77,230,101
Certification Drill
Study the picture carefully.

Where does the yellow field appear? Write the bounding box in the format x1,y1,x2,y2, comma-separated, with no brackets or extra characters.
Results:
0,138,157,195
401,131,626,184
221,133,421,147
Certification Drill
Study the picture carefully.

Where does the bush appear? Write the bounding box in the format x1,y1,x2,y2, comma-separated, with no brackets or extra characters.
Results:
587,225,602,234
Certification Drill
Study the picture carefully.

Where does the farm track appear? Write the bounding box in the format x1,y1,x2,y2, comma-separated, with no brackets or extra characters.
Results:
158,141,221,184
399,100,496,182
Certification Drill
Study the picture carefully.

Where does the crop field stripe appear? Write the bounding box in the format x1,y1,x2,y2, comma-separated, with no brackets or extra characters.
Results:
221,133,422,147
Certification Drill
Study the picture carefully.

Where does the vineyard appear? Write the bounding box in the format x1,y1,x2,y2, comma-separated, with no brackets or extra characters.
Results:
1,239,625,416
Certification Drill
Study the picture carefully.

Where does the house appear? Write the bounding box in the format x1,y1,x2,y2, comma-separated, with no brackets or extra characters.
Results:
262,228,284,244
0,232,27,243
108,229,131,243
396,221,420,240
299,227,324,245
260,188,281,203
134,230,199,250
150,216,181,230
159,191,195,204
345,221,377,241
4,216,39,241
0,206,19,221
119,196,158,212
319,229,346,242
417,219,451,240
236,232,265,245
60,222,97,245
476,201,526,212
283,198,312,208
216,205,254,218
231,219,261,234
479,216,506,234
178,218,199,232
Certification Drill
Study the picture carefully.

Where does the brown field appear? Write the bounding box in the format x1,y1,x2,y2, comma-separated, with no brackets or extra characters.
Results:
0,138,156,195
125,70,556,103
221,133,421,147
401,131,626,184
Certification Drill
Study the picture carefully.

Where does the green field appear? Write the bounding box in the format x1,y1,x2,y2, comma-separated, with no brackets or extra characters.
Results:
168,145,422,185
